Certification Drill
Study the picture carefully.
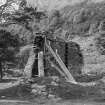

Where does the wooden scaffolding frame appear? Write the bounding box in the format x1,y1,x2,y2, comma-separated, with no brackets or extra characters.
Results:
24,36,77,84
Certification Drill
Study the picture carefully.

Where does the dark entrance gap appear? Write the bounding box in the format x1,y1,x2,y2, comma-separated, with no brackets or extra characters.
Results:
32,35,45,77
56,41,84,79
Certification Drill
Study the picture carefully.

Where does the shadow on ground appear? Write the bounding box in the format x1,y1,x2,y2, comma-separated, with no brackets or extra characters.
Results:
0,79,17,83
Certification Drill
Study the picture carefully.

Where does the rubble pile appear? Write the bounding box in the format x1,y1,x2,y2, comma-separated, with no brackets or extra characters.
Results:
17,76,60,99
30,76,60,98
17,75,105,100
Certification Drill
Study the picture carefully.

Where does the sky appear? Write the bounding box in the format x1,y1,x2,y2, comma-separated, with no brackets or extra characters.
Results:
26,0,105,11
0,0,105,11
0,0,6,6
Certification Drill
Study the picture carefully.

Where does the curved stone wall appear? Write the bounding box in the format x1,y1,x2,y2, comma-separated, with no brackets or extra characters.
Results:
72,35,105,74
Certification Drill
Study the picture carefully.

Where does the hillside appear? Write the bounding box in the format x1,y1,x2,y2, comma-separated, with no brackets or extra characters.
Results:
26,0,105,11
57,1,105,74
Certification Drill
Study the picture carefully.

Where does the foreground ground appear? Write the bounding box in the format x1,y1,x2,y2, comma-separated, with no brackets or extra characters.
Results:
0,99,105,105
1,76,105,105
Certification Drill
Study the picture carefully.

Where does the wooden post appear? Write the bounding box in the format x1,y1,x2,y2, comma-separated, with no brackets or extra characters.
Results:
32,35,45,77
65,43,68,68
38,51,44,77
0,62,2,80
37,36,45,77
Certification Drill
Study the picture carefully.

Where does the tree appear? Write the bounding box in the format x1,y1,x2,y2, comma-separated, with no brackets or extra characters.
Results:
0,29,20,79
0,0,49,78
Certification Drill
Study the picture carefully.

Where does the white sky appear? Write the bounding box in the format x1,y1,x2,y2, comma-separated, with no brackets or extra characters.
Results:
0,0,105,11
0,0,6,6
26,0,105,11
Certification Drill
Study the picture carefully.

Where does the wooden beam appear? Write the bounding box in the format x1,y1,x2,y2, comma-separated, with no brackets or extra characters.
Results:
47,58,67,79
38,51,44,77
45,42,77,84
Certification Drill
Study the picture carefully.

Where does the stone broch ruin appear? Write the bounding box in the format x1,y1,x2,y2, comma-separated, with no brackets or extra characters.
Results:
24,20,105,83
